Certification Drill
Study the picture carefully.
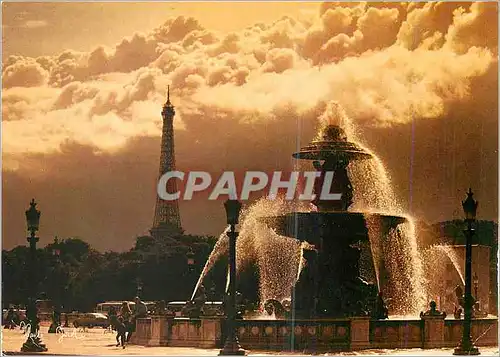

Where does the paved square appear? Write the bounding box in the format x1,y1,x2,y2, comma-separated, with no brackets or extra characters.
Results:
2,326,498,356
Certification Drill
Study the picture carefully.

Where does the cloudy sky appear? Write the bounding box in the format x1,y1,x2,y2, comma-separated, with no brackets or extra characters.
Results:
2,1,498,251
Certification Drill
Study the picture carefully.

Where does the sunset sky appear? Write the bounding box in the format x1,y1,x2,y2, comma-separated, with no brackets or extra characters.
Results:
2,2,498,251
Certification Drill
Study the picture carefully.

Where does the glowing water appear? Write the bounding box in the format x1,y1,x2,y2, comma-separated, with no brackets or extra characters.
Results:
364,214,382,289
192,198,307,303
436,244,465,285
191,227,229,300
238,199,306,303
421,244,465,312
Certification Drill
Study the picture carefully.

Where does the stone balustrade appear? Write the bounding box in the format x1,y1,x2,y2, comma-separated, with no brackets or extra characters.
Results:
129,315,498,351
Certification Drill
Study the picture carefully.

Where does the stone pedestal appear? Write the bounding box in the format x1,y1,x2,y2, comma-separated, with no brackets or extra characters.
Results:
149,316,171,346
129,318,152,345
350,317,370,350
421,315,446,349
200,319,222,348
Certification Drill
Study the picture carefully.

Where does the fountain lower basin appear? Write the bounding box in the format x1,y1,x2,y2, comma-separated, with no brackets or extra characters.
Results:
260,211,408,318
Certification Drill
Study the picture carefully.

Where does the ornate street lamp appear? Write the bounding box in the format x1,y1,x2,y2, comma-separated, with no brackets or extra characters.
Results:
454,188,480,355
21,199,48,352
219,199,246,356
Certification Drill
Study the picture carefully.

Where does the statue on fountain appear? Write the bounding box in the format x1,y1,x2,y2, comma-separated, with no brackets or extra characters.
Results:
312,158,353,211
182,284,207,318
372,292,389,320
454,285,464,319
420,301,446,318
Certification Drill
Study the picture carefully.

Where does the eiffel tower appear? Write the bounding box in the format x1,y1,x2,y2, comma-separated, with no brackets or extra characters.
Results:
150,86,183,239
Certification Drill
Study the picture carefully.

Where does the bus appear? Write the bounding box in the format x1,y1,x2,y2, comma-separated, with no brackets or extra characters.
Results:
95,301,156,315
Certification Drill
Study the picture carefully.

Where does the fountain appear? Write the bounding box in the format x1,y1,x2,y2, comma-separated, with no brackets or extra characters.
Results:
262,124,408,318
130,108,498,352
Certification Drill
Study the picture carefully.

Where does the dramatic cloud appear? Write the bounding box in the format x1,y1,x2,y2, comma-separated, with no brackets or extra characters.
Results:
2,2,498,250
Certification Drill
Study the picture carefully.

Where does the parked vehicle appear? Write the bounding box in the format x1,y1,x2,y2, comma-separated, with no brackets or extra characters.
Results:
95,301,156,316
72,312,109,328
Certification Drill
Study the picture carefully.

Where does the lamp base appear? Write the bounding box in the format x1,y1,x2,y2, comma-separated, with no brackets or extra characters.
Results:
48,322,61,333
219,337,246,356
453,343,480,355
21,337,48,353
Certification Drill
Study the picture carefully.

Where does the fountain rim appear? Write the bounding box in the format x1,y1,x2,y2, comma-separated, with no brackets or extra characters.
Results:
262,211,408,222
292,150,372,160
292,140,372,160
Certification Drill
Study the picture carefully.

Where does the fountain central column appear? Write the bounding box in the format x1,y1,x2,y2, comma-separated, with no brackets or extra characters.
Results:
291,125,378,318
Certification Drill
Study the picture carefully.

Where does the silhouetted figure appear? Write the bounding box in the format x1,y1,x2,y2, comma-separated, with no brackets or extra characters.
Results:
119,302,132,341
48,307,61,333
154,300,166,315
127,297,147,342
182,285,207,318
372,292,389,319
194,285,207,306
108,306,118,330
115,316,127,349
312,158,353,211
4,306,16,329
420,301,446,318
263,299,285,319
455,285,465,310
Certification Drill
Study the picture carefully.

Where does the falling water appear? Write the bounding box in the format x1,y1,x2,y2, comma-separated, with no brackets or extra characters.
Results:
436,244,465,285
318,102,428,314
237,198,311,303
191,227,229,300
192,197,308,304
364,214,382,289
421,244,465,312
382,219,427,314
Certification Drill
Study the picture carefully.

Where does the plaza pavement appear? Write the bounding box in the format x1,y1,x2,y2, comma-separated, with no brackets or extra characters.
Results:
1,326,498,356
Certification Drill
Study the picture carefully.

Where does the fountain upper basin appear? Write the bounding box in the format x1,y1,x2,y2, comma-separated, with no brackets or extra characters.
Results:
261,211,407,244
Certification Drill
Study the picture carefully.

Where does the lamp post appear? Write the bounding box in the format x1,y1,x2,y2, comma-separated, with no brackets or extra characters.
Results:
48,247,62,333
21,199,48,352
186,248,196,298
473,273,479,302
219,199,246,356
454,188,480,355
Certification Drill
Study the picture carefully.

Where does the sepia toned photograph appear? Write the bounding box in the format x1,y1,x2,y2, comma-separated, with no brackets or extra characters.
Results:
1,1,498,355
